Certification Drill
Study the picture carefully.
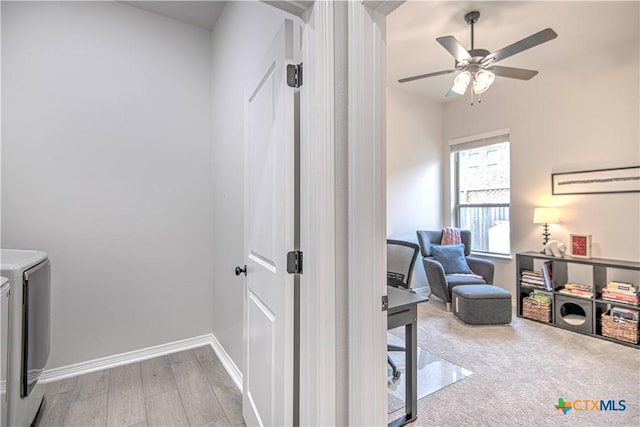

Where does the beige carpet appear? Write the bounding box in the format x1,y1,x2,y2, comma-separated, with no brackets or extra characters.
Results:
389,297,640,426
387,338,472,413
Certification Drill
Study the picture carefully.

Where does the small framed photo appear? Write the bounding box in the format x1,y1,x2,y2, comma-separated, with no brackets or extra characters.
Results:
570,234,592,258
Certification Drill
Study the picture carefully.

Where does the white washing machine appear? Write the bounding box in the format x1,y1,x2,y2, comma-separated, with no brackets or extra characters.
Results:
1,250,50,427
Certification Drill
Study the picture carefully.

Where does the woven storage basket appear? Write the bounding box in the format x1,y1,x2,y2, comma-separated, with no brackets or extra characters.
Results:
601,313,639,344
522,297,552,322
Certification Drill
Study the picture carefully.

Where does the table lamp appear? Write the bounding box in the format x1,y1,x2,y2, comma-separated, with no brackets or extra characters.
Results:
533,207,560,252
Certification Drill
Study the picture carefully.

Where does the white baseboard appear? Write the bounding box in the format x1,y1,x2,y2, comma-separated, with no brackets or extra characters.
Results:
40,334,243,392
209,333,243,392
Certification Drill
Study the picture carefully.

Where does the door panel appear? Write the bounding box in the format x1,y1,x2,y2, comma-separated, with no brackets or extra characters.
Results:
247,66,276,269
243,19,297,427
246,294,274,425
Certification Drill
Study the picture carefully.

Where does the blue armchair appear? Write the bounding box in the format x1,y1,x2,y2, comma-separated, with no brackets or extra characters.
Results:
416,230,494,311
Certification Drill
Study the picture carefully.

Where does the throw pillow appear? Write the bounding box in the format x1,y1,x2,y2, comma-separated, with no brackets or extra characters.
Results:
431,244,473,275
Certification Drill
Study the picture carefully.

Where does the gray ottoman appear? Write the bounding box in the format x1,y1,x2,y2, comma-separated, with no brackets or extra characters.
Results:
452,284,512,325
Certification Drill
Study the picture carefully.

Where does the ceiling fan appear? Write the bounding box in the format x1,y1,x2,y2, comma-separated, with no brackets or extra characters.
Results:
398,11,557,101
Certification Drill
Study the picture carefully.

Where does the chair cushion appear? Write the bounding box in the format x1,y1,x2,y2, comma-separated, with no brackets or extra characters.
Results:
453,284,511,299
446,276,487,296
446,274,487,286
431,244,473,274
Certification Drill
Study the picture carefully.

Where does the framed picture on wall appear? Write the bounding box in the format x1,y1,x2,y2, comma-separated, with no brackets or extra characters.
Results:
570,234,592,258
552,166,640,195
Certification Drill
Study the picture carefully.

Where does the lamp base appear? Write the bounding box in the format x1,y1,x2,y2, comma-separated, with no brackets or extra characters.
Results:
541,223,550,246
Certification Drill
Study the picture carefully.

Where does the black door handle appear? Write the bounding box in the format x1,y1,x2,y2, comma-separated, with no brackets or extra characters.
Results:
235,265,247,276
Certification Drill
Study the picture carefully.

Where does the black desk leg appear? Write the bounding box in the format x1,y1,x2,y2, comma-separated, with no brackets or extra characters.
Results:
405,314,417,423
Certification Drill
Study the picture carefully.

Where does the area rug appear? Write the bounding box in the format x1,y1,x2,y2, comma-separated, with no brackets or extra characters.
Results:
387,335,472,413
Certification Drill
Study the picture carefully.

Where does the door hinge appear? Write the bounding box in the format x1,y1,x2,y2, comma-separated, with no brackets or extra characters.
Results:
287,250,303,274
381,295,389,312
287,63,303,88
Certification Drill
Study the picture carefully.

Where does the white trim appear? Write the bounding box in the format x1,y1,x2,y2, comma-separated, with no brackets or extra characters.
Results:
1,280,9,296
347,1,389,426
263,2,401,425
299,0,338,425
448,127,512,146
262,1,314,20
362,0,405,15
39,334,242,392
210,332,243,391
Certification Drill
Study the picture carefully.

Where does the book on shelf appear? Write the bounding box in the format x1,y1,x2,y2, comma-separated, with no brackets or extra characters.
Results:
564,283,593,292
521,270,543,278
602,288,638,297
609,307,639,321
558,288,592,299
520,276,545,284
528,292,552,304
606,281,637,293
520,270,547,289
521,274,545,283
541,261,552,291
520,280,546,290
557,282,593,298
603,287,638,297
601,291,640,305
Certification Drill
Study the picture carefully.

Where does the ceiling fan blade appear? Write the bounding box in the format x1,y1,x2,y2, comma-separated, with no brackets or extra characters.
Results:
481,28,557,65
491,66,538,80
398,69,456,84
436,36,472,62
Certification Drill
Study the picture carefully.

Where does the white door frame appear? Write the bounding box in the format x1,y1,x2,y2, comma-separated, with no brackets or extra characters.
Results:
263,1,403,425
346,1,402,425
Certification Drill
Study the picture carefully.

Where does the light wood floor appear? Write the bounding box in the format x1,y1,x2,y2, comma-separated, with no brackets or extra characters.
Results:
38,345,244,427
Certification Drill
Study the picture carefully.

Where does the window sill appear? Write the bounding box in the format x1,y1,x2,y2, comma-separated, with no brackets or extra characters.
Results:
470,252,513,262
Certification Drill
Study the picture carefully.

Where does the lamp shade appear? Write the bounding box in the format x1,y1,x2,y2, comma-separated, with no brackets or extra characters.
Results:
451,71,471,95
472,69,495,94
533,207,560,224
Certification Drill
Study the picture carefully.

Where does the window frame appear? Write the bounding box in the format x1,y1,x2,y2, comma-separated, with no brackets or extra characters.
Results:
450,129,511,256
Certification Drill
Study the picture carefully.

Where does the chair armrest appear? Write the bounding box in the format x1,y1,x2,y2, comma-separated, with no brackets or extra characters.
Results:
423,258,450,303
466,256,495,284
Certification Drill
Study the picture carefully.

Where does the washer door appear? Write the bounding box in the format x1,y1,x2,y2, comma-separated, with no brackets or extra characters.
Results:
1,282,9,427
22,260,51,397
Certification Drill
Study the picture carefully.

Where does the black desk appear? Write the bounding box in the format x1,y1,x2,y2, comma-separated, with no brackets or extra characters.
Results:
387,286,428,427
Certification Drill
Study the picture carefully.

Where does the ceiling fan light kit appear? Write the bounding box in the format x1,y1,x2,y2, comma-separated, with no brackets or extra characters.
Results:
399,10,558,105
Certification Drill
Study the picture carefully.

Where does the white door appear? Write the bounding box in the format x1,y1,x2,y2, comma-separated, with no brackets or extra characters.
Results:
242,19,298,427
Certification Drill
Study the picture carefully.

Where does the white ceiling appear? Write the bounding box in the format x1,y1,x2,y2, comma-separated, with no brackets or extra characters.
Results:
118,1,638,103
388,1,640,102
120,1,227,31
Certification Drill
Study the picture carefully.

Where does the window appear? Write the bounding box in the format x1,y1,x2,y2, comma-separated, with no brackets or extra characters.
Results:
451,131,510,255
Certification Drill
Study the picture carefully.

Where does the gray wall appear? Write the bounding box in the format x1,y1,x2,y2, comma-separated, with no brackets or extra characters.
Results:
386,86,443,239
209,1,291,369
386,86,444,288
1,1,214,368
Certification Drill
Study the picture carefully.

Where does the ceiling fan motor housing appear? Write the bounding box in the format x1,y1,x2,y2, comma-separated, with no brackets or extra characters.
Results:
464,11,480,25
455,49,490,70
